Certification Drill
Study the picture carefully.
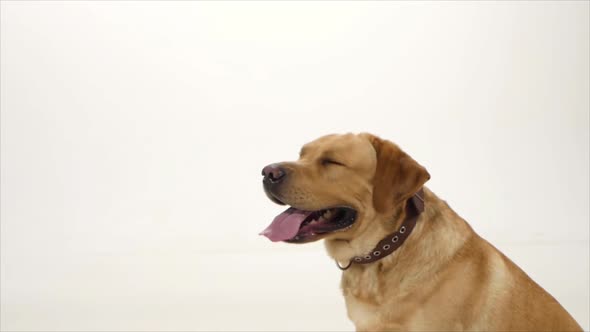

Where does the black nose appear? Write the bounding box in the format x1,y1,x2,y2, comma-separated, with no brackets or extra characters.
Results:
262,164,286,183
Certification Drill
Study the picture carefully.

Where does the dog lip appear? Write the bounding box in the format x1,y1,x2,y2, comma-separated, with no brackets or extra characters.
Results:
268,194,286,205
284,206,357,243
263,185,287,206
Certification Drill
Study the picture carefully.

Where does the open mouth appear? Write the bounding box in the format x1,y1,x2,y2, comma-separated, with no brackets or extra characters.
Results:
259,206,357,243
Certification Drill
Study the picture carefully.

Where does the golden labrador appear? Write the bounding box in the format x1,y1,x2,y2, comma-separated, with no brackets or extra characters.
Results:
260,133,582,331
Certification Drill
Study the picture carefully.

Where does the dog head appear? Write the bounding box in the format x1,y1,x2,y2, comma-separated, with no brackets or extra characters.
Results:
260,133,430,245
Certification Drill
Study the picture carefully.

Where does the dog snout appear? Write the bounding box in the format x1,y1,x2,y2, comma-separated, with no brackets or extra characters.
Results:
262,163,287,183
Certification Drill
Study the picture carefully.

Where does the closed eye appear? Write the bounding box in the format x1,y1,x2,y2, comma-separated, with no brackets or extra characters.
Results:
321,158,346,167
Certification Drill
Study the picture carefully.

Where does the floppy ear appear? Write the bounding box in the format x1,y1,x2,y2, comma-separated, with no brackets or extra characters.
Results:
361,133,430,213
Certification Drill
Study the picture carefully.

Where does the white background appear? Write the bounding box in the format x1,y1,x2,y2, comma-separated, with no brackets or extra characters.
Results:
1,1,588,331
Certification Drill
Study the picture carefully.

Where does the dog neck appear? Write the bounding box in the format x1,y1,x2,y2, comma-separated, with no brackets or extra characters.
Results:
325,188,472,272
327,188,474,313
333,189,425,270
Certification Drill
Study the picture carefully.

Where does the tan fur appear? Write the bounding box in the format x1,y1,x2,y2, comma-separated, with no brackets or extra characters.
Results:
267,133,582,331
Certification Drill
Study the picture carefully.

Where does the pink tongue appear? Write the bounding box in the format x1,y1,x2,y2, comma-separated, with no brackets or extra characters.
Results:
259,207,313,242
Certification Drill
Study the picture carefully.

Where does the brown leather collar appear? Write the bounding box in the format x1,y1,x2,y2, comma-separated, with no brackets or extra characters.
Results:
336,188,425,270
